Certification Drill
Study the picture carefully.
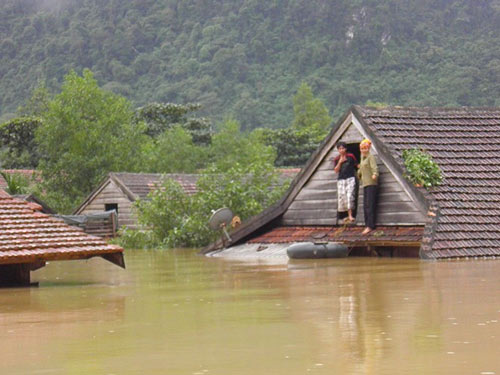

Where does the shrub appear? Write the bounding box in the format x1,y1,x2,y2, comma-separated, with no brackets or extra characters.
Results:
0,171,31,195
116,160,289,249
402,148,443,188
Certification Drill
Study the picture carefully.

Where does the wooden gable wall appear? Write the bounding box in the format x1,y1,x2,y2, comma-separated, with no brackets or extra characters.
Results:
281,121,426,226
79,179,138,229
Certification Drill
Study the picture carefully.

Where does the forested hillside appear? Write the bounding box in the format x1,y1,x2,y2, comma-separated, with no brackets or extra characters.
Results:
1,0,499,129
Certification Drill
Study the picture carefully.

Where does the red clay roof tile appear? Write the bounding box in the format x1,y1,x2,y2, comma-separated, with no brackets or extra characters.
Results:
0,189,123,265
249,226,424,245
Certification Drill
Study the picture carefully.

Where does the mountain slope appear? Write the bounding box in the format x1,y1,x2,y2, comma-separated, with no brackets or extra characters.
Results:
1,0,499,128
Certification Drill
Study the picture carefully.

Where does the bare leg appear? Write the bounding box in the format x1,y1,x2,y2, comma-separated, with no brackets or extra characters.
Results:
348,209,354,222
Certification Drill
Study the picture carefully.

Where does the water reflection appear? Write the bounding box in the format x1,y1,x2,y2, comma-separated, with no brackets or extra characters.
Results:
0,251,498,375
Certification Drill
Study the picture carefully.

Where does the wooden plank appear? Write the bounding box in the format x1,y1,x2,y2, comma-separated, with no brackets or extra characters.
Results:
281,217,337,226
91,198,131,206
282,208,337,220
377,200,421,213
282,208,423,226
297,183,411,202
317,160,335,171
96,190,128,199
294,188,336,201
307,170,337,181
302,179,337,190
340,123,363,143
288,199,337,210
378,181,406,193
377,191,413,202
85,198,132,207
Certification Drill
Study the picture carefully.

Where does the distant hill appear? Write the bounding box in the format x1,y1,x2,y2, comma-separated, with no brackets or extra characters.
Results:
1,0,499,129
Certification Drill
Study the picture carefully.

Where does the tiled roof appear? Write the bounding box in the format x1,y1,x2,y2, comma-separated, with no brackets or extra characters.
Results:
249,226,424,245
113,169,299,200
355,106,500,258
0,169,37,189
0,189,123,265
113,173,200,199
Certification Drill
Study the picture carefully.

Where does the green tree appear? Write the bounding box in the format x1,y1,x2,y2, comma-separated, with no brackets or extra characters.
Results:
35,69,147,213
291,82,333,142
257,83,333,167
0,117,41,168
135,102,213,145
16,85,52,117
208,118,276,170
143,125,206,173
120,159,288,249
255,127,318,167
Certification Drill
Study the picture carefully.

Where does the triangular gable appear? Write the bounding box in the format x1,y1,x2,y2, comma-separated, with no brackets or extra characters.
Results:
74,173,137,214
282,112,427,226
203,107,430,252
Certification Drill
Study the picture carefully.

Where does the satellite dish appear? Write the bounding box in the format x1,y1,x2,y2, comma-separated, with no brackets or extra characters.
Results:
209,208,234,230
209,207,234,244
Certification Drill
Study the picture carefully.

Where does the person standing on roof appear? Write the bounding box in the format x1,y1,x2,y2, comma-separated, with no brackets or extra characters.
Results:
358,139,379,235
333,142,358,223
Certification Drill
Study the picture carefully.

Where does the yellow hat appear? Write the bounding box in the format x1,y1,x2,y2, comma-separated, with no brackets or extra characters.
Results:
360,139,371,147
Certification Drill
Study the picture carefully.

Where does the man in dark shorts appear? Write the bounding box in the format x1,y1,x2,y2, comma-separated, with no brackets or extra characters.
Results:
333,142,358,223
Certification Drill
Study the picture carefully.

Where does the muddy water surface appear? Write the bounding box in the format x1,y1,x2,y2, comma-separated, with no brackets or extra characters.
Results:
0,250,499,374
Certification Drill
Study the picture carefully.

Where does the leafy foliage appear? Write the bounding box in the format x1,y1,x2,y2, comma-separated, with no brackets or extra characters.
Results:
119,160,289,249
134,102,213,145
256,82,331,167
142,125,206,174
209,119,276,170
0,117,41,168
16,85,52,117
256,127,318,167
35,69,147,213
291,82,332,142
0,171,31,195
0,1,498,130
402,148,443,188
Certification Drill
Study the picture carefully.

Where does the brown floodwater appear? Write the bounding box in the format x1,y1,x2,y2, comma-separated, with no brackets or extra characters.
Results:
0,250,499,374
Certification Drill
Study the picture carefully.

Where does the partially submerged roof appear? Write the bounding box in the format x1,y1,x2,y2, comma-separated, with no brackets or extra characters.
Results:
354,106,500,258
112,172,200,199
206,106,500,259
75,170,299,215
74,172,201,214
249,226,424,247
0,189,124,267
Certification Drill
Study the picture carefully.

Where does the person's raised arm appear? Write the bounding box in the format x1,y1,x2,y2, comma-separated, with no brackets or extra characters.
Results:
334,155,345,174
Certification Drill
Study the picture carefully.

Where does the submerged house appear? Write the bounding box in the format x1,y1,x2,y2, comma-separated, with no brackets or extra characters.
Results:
0,189,124,286
74,173,200,229
204,106,500,259
75,170,299,230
